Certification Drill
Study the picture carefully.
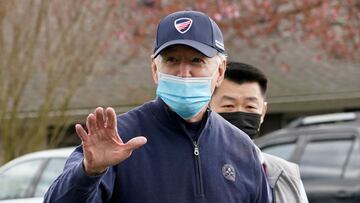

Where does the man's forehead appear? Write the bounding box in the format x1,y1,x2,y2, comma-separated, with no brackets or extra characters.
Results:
220,94,259,102
219,80,264,101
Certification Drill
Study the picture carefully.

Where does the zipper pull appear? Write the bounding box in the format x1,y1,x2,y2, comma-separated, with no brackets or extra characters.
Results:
193,142,199,156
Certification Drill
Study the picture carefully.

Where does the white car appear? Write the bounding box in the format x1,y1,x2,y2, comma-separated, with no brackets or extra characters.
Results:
0,147,75,203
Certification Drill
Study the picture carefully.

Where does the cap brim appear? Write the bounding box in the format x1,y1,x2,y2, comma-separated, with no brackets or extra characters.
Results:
153,39,218,58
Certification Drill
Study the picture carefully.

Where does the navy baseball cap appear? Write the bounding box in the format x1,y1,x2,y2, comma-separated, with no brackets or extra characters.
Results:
153,10,225,58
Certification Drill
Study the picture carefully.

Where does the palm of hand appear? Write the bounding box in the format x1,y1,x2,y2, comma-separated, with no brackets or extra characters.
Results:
76,107,147,175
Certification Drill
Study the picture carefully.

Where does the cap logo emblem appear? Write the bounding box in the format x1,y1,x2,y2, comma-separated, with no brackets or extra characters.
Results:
174,18,193,34
222,164,236,182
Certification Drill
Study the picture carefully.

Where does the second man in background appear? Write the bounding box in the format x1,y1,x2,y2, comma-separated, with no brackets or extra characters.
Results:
211,61,308,203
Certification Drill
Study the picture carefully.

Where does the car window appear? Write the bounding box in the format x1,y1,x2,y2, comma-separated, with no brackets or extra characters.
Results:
34,158,67,197
0,159,44,200
261,142,296,161
299,139,353,180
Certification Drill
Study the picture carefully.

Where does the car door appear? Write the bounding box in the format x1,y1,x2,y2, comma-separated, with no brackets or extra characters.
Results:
299,131,359,203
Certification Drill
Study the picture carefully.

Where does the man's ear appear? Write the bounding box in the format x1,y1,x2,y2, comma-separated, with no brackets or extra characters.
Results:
151,58,159,85
215,59,226,87
260,101,267,124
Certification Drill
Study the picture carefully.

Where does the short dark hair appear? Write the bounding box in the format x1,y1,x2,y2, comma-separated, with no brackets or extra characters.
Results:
225,62,268,96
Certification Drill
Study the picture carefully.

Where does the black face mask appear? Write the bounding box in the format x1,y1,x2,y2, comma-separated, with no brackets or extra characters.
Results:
219,111,261,139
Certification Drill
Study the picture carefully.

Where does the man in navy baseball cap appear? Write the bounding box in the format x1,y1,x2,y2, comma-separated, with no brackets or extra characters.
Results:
44,10,269,203
153,10,225,58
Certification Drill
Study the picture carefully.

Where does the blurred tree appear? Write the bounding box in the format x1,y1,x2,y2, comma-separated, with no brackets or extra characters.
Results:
115,0,359,61
0,0,118,163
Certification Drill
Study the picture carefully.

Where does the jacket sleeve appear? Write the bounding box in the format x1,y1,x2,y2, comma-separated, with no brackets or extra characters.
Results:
43,146,116,203
295,165,309,203
253,147,270,203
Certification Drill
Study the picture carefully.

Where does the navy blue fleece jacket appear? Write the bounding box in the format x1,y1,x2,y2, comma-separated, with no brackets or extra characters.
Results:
44,98,269,203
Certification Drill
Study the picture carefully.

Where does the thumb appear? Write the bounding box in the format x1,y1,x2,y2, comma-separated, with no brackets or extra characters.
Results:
125,136,147,151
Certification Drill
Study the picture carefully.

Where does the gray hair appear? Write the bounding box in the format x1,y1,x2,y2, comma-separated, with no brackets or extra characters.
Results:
216,52,227,62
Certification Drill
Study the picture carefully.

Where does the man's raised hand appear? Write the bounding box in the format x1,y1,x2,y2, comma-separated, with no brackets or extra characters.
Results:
75,107,147,175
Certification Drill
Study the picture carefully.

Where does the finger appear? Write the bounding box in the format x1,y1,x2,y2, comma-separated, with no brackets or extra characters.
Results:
75,124,88,142
105,107,117,129
86,113,97,134
124,136,147,151
95,107,105,129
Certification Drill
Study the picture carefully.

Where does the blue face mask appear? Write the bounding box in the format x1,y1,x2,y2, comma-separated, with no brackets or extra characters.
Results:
156,71,215,119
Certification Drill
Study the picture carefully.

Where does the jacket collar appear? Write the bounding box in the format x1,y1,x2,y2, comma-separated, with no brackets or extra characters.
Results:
148,97,212,132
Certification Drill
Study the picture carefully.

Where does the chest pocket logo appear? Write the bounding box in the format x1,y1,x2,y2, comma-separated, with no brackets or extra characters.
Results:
222,164,236,182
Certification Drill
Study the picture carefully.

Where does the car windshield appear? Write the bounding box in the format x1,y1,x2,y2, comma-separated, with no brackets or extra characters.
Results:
0,157,67,201
0,159,44,200
34,158,67,197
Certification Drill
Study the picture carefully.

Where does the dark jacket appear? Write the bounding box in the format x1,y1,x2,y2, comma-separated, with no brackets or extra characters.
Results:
44,98,269,203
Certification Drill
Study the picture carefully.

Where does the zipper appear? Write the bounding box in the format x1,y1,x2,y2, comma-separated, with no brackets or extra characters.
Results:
193,140,204,196
193,141,199,156
177,110,208,197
